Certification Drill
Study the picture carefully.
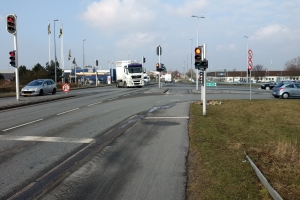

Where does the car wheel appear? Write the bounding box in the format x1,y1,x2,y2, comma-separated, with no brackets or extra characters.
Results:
282,93,289,99
52,88,56,94
39,89,43,96
266,86,270,90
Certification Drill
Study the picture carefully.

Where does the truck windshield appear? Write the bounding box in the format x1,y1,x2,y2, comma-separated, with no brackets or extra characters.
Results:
128,64,143,73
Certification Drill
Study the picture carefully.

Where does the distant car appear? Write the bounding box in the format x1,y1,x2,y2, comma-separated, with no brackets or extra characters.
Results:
261,81,277,90
21,79,57,96
143,76,150,84
272,82,300,99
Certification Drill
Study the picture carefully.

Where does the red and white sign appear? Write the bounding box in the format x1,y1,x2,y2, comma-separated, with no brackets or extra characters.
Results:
62,83,70,92
248,49,253,70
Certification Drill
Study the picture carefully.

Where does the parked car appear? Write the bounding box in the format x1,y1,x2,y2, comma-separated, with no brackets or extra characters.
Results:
272,82,300,99
261,81,277,90
21,79,57,96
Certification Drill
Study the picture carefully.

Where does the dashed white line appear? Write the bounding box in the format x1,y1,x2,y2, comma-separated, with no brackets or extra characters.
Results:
2,118,44,132
56,108,80,116
87,101,103,107
108,97,118,101
0,135,95,143
145,116,190,119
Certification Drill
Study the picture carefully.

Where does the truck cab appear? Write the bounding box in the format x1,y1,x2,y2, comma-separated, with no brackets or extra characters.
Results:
115,60,144,88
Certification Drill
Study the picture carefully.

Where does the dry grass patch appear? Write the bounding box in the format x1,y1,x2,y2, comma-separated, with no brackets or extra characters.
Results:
187,99,300,200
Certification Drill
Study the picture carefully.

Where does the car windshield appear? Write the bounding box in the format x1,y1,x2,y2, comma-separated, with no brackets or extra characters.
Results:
27,80,44,86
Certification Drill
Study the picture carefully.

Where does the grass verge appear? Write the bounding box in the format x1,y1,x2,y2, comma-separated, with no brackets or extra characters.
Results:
187,99,300,200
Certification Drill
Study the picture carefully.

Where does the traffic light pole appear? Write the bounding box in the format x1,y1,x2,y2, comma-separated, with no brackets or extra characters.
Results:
203,43,207,116
158,49,161,89
14,33,20,101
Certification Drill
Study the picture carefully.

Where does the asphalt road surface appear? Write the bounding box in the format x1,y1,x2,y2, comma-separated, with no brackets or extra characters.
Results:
0,83,274,199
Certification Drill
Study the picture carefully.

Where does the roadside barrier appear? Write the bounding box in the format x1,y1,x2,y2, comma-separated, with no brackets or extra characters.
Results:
244,151,283,200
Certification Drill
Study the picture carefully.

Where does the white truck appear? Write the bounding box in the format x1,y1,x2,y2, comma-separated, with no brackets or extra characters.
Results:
164,74,172,83
115,60,144,88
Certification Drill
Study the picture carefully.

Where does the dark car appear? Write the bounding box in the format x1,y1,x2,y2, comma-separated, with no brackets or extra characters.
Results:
261,81,277,90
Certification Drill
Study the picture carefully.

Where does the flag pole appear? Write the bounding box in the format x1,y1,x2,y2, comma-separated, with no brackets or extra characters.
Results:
60,21,64,83
48,21,51,67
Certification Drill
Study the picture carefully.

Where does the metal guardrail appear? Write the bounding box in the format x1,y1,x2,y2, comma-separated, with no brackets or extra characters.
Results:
244,152,283,200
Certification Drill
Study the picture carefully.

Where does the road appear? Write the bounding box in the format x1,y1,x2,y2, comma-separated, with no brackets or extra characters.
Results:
0,83,274,199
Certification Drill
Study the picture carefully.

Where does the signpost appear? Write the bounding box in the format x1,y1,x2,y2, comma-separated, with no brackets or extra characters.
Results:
248,49,253,101
156,45,162,88
62,83,70,93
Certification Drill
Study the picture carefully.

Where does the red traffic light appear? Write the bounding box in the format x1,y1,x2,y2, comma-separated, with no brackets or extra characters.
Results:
6,14,17,34
9,51,15,57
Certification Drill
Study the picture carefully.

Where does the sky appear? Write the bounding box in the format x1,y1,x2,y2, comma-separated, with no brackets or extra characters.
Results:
1,0,300,74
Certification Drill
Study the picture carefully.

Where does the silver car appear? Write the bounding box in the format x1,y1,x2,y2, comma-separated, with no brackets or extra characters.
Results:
272,82,300,99
21,79,57,96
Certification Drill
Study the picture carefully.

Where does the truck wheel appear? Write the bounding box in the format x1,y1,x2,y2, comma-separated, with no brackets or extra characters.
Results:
116,82,119,88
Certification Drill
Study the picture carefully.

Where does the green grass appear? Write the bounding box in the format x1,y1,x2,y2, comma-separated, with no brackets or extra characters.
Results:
187,100,300,200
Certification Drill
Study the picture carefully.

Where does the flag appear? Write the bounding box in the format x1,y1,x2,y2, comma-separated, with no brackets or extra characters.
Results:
59,26,63,38
72,57,76,65
68,49,71,60
48,22,51,34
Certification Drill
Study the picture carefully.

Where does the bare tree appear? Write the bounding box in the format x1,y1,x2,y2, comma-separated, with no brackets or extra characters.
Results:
252,64,265,80
284,56,300,71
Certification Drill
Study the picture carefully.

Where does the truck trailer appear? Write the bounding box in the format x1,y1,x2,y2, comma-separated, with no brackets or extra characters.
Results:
115,60,144,88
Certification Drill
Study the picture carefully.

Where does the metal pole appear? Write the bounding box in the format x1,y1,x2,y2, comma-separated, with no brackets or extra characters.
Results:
186,54,188,79
203,43,207,115
245,36,248,83
83,39,86,84
54,19,58,83
14,32,20,101
158,46,161,88
190,39,193,80
196,17,199,90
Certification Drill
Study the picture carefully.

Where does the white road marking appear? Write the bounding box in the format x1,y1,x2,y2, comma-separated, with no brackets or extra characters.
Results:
0,135,95,143
145,116,190,119
87,101,103,107
56,108,80,116
2,118,44,132
108,97,118,100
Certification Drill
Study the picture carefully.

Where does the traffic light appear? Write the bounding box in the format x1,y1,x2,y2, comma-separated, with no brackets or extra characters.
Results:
9,51,16,67
156,63,159,71
199,71,204,84
201,59,208,69
143,57,146,63
96,60,98,66
194,46,202,69
6,14,17,35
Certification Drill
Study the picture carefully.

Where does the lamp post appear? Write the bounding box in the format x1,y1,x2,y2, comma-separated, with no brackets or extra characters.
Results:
189,39,193,80
244,36,248,83
54,19,58,83
192,14,205,90
128,55,130,60
83,39,86,84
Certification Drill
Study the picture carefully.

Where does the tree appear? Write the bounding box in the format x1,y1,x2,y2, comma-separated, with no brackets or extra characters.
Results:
32,63,47,79
45,60,62,81
0,73,4,80
284,56,300,71
252,64,265,80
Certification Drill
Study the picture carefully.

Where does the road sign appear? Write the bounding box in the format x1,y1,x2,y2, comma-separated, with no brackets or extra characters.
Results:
206,82,217,87
248,49,253,58
62,83,70,92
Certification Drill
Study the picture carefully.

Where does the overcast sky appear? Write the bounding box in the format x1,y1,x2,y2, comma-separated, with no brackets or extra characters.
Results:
1,0,300,73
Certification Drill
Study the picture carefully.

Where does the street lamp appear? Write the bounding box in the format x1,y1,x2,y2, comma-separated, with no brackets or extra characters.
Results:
244,36,248,83
186,54,188,79
191,14,205,46
54,19,58,83
192,14,205,90
128,55,130,60
83,39,86,84
189,39,193,80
